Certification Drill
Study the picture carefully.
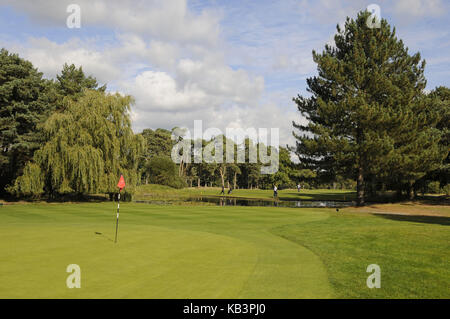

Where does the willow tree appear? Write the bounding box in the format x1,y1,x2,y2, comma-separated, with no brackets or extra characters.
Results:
293,11,443,205
10,90,145,196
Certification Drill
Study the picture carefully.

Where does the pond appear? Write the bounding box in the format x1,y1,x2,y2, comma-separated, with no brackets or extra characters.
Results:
135,196,355,208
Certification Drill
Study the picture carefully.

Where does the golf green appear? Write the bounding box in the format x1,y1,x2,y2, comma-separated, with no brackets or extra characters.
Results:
0,203,448,298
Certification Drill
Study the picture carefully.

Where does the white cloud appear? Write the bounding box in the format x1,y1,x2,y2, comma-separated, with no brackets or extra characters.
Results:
125,71,209,112
296,0,448,27
130,100,300,149
8,37,121,83
272,54,316,75
124,61,264,117
0,0,335,149
389,0,445,19
176,59,264,105
0,0,221,45
297,0,367,26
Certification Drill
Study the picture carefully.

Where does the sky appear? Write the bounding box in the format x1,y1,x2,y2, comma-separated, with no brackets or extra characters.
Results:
0,0,449,148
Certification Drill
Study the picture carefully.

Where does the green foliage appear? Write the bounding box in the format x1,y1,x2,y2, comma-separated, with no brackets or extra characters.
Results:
120,191,133,202
422,181,450,195
6,162,44,197
10,90,144,196
443,184,450,196
260,147,292,188
141,128,173,158
140,128,174,184
56,63,105,104
0,48,56,194
427,181,441,194
292,11,445,204
145,155,186,189
236,138,261,189
415,86,450,190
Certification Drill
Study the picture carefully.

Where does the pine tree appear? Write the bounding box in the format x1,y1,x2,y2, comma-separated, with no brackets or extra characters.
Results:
429,87,450,188
413,87,450,193
385,90,444,199
0,49,56,195
56,63,105,103
292,11,442,205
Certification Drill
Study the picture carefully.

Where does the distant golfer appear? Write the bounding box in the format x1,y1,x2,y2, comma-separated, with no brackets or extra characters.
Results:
228,187,233,195
273,185,278,198
297,184,301,192
220,185,225,195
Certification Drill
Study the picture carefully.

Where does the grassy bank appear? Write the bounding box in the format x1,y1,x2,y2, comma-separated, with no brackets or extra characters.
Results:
134,184,357,202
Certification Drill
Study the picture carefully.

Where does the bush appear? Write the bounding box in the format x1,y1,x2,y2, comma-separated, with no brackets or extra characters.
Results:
427,181,441,194
109,192,133,202
146,156,187,189
121,192,133,202
440,184,450,195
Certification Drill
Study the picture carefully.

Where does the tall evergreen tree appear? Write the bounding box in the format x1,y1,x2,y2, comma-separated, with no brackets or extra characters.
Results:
385,90,444,199
56,63,105,103
0,49,56,195
292,11,443,205
414,86,450,192
429,86,450,188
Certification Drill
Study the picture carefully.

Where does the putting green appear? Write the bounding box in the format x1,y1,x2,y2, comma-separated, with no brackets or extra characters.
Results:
0,203,334,298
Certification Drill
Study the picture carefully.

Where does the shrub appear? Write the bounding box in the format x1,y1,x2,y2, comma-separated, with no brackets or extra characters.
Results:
145,156,187,189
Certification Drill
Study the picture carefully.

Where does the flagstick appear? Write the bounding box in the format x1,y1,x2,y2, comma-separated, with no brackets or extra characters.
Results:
115,190,120,243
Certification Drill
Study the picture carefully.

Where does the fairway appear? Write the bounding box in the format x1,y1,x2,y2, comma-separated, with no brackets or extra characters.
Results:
1,203,449,298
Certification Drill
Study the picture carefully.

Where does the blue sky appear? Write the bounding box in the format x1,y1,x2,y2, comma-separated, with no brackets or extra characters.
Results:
0,0,449,146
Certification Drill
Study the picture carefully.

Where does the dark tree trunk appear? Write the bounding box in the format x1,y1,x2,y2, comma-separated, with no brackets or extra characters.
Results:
408,181,415,200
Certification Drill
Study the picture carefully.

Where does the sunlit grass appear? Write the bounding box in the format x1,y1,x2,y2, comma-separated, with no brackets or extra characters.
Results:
0,202,448,298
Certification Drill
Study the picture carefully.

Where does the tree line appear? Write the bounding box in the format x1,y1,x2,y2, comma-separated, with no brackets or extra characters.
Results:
139,128,320,190
292,12,449,205
0,11,448,204
0,49,144,199
0,48,312,200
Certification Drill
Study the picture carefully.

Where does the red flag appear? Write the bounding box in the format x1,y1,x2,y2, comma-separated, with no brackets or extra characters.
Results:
117,175,125,190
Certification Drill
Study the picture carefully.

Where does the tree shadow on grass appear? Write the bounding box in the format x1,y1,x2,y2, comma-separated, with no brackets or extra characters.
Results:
375,214,450,226
415,196,450,206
